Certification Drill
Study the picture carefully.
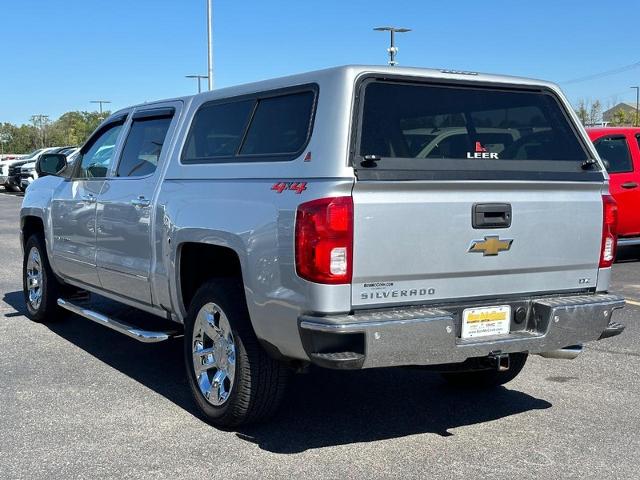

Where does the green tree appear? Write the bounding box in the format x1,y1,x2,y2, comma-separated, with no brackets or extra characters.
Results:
0,110,111,154
609,108,638,127
575,99,588,125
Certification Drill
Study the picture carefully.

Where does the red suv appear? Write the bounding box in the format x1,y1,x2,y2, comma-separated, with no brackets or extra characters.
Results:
587,127,640,246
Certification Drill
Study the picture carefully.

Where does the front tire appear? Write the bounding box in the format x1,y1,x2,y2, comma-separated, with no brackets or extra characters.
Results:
440,353,528,388
184,279,289,427
23,234,67,322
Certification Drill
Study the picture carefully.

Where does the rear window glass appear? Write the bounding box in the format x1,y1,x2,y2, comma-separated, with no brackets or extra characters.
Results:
358,81,590,174
594,136,632,173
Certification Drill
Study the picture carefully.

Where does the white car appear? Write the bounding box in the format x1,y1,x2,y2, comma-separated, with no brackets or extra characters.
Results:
1,148,45,189
20,148,79,190
1,147,62,191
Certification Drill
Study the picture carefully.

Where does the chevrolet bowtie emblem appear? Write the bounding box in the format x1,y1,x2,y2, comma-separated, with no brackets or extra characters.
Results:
468,236,513,256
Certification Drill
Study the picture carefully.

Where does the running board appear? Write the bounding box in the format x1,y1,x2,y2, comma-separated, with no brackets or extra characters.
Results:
57,298,176,343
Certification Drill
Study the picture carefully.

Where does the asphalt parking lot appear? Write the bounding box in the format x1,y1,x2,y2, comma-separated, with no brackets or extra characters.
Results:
0,190,639,480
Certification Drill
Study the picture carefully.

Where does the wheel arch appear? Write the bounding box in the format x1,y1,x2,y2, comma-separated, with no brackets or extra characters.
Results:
175,239,249,320
21,214,45,249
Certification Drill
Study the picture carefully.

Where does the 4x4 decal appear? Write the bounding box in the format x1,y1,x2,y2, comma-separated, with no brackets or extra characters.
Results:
271,182,308,194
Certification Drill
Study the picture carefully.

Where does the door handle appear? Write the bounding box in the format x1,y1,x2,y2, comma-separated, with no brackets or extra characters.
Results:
621,182,638,189
81,193,96,204
472,203,512,229
130,196,151,208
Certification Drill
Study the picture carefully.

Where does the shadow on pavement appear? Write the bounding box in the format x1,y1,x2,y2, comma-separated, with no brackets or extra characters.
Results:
3,290,552,453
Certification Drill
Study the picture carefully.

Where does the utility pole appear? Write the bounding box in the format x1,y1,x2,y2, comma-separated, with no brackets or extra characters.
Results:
207,0,214,90
186,74,208,93
90,100,112,115
0,131,10,158
632,86,639,127
30,114,50,148
373,26,411,66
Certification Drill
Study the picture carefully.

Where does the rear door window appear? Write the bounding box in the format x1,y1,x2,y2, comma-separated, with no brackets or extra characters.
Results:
117,112,173,177
356,80,596,180
594,136,632,173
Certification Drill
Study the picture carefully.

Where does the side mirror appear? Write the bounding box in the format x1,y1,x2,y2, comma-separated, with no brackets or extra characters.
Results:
36,153,67,177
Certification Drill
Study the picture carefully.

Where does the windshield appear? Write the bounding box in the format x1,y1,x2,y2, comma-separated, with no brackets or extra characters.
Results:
357,80,595,179
22,148,44,159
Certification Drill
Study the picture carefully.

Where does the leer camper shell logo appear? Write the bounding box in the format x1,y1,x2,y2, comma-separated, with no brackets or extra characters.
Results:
467,141,498,159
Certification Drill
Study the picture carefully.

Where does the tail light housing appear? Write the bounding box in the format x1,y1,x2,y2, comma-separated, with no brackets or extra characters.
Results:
295,196,353,284
600,194,618,268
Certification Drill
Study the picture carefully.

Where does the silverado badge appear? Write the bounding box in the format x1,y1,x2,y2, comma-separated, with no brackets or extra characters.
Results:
468,236,513,256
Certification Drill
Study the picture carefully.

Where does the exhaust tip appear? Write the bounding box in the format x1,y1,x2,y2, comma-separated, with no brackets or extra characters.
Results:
537,345,584,360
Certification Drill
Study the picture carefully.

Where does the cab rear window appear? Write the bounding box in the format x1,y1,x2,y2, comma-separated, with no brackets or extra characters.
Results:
356,80,596,180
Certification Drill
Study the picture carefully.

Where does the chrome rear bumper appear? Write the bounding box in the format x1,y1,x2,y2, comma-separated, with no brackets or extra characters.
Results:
299,294,625,369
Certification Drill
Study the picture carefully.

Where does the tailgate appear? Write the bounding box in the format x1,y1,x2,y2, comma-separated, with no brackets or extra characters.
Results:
352,181,602,306
350,77,605,307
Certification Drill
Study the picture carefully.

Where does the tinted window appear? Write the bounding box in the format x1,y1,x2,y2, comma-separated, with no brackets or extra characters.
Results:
240,92,314,155
183,100,253,161
76,123,123,178
595,136,632,173
359,82,588,169
117,116,172,177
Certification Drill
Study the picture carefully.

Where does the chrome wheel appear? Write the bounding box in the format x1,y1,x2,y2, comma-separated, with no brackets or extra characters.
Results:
192,302,237,406
25,246,43,310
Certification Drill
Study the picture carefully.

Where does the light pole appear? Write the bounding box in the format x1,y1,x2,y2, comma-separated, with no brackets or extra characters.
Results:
632,86,639,127
186,74,208,93
373,26,411,66
207,0,214,90
90,100,112,115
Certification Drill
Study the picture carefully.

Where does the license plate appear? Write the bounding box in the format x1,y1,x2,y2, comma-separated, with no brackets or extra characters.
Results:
461,305,511,339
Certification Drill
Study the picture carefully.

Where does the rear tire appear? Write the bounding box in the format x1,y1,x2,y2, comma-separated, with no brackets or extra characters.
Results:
184,279,289,427
440,353,528,388
23,234,68,322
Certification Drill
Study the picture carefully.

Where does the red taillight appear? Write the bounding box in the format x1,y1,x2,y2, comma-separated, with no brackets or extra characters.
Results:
600,194,618,268
295,196,353,284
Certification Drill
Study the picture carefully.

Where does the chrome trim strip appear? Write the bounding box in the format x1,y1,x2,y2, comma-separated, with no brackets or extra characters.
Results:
617,237,640,247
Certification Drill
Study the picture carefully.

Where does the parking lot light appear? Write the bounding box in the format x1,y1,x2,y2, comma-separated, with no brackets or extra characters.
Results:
373,26,412,66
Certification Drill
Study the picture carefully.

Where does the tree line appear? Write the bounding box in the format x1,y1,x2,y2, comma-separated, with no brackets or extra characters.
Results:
0,111,110,154
574,99,638,126
1,99,637,155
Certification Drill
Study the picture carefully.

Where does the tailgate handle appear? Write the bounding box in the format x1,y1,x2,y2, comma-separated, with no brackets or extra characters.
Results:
472,203,512,229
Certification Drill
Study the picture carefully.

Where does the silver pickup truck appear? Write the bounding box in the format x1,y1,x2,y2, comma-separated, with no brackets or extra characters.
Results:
21,65,626,426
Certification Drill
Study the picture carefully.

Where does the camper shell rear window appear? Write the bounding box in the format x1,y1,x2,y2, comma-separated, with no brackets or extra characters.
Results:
353,78,603,181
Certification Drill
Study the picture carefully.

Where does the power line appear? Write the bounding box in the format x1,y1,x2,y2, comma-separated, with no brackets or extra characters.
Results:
561,61,640,85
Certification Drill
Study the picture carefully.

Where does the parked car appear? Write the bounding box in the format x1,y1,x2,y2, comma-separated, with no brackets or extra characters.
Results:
587,127,640,246
20,147,78,191
22,65,625,426
1,148,47,190
3,147,72,192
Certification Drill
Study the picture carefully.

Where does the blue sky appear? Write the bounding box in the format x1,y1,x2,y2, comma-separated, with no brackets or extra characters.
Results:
1,0,639,124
